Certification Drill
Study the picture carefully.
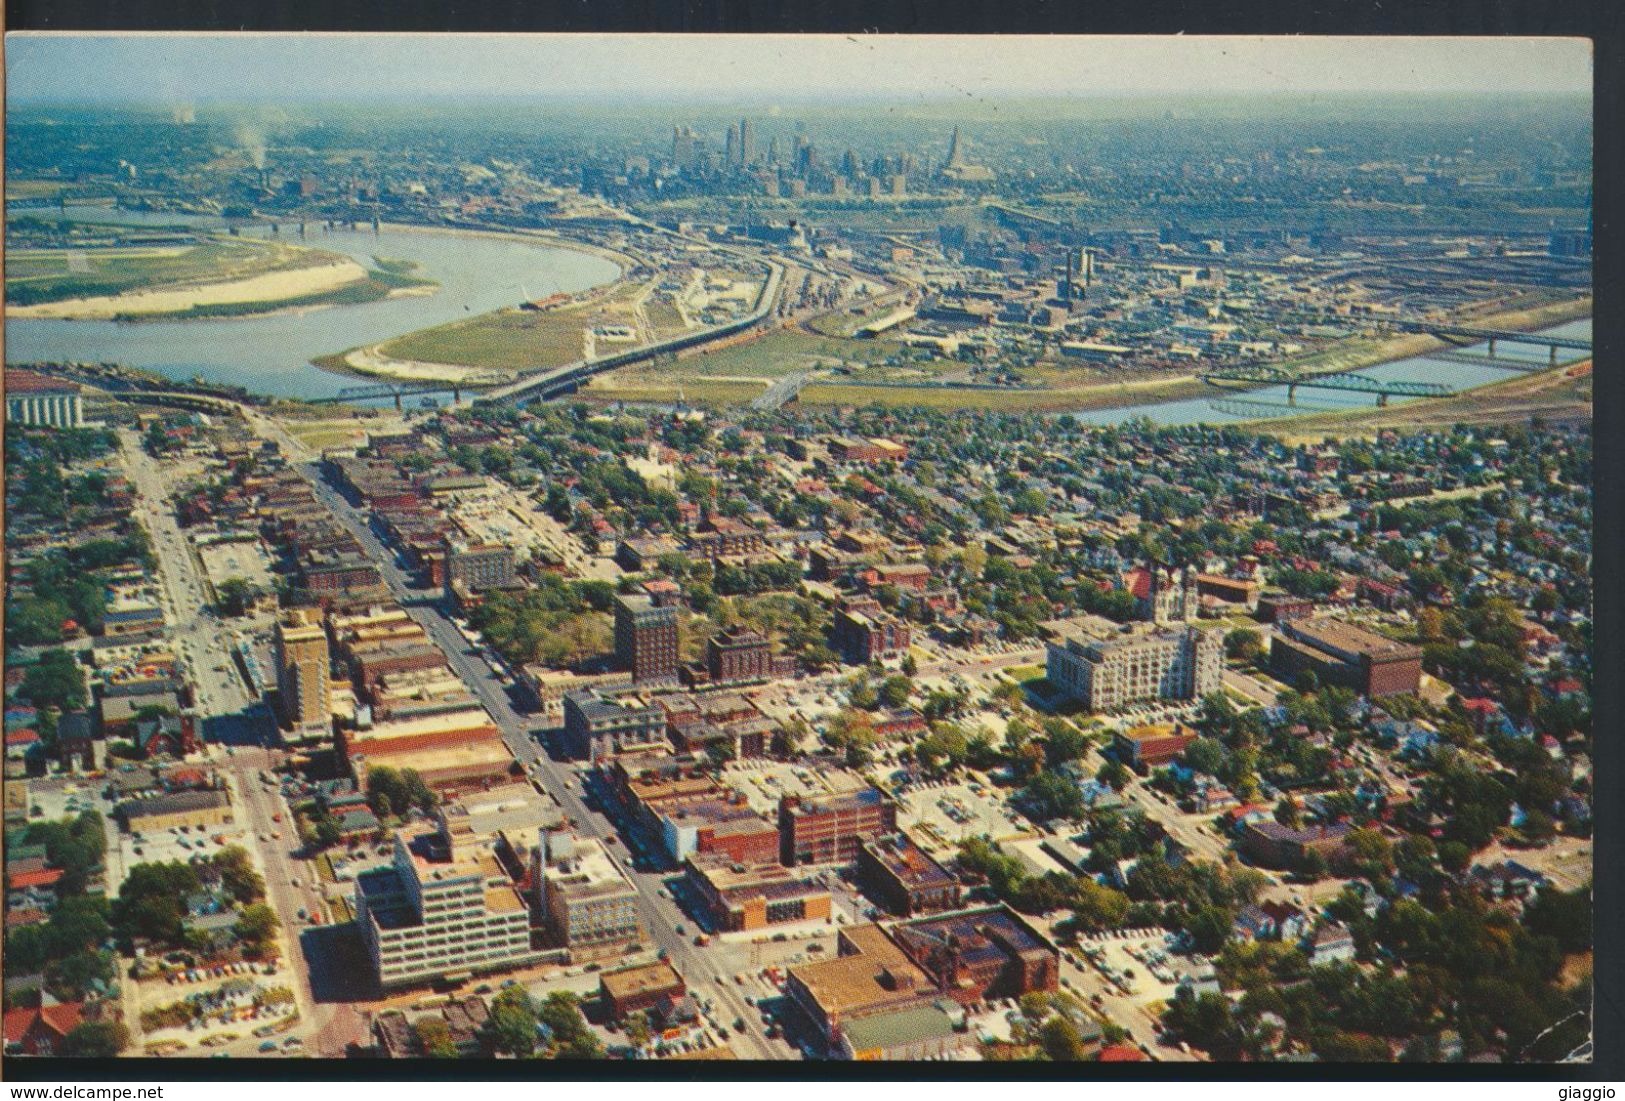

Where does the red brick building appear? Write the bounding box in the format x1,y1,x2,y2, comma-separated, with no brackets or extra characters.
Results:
599,960,686,1020
832,598,912,664
1270,617,1423,698
779,788,898,866
888,906,1059,1006
858,833,963,916
1256,592,1315,623
706,626,773,685
1111,723,1198,769
615,593,680,685
3,1003,84,1056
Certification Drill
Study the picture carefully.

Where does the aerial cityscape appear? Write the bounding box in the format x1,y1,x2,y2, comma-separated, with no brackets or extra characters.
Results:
0,34,1594,1068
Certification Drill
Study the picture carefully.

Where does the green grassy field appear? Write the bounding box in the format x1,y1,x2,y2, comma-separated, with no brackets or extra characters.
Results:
375,275,664,373
378,307,588,372
582,377,768,405
645,298,690,335
5,238,353,307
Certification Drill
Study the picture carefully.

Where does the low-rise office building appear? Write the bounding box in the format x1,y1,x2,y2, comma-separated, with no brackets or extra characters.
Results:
117,788,232,833
780,788,899,867
1269,617,1423,698
857,833,963,917
785,924,935,1046
533,832,645,963
561,690,666,761
685,854,832,932
600,960,687,1020
1111,723,1199,770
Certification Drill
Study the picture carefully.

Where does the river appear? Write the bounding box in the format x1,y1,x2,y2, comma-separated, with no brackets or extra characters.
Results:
4,207,622,401
4,207,1591,423
1063,316,1593,427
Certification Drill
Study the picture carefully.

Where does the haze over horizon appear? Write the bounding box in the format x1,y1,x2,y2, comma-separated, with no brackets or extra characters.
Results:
5,34,1592,106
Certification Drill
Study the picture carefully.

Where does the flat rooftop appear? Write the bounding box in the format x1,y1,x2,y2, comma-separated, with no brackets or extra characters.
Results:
601,960,684,1002
1283,617,1423,662
788,924,929,1019
861,833,957,889
688,855,823,898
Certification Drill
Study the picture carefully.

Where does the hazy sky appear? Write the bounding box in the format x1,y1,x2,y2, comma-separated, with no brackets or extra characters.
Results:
6,34,1592,105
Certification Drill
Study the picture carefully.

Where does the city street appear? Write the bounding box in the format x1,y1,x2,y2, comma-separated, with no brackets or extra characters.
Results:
119,431,355,1057
293,458,797,1059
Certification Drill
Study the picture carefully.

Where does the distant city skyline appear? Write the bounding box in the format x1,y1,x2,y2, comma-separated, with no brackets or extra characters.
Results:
6,34,1592,106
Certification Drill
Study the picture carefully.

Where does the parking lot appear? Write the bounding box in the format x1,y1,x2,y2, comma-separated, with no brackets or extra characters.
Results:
1072,929,1192,1005
896,779,1035,855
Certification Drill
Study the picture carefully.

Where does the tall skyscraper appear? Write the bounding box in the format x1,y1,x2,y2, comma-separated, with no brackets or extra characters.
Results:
739,116,755,167
274,607,330,731
767,136,780,167
614,594,679,685
945,126,965,169
725,123,739,169
672,126,698,171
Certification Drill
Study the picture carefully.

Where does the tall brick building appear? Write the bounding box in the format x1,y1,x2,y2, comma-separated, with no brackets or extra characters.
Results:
443,537,516,592
274,607,330,732
614,593,679,685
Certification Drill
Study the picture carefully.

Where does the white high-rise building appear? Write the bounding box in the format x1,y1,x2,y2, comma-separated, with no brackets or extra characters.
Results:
355,826,540,991
1046,616,1221,713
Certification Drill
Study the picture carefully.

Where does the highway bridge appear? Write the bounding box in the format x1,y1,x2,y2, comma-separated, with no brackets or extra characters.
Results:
1203,365,1454,406
750,371,811,412
478,260,785,407
306,381,470,408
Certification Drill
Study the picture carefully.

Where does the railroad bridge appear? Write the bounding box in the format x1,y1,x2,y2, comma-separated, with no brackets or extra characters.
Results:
1396,321,1592,365
1202,366,1453,407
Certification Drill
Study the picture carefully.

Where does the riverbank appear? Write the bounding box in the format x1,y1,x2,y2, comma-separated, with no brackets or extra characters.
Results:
312,342,512,387
1243,357,1592,444
589,293,1592,416
307,221,636,384
8,254,371,320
